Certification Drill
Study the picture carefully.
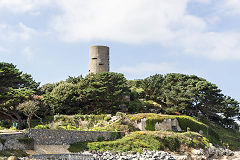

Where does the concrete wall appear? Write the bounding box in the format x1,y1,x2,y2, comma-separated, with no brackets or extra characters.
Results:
29,129,124,145
0,133,34,151
135,118,182,131
89,46,109,74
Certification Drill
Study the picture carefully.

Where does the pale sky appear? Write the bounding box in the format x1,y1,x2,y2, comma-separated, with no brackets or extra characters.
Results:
0,0,240,101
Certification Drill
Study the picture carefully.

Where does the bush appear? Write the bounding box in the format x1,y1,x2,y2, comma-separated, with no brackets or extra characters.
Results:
34,125,50,129
104,115,111,121
145,118,158,131
69,132,164,153
0,150,28,157
17,137,34,144
127,100,143,113
0,138,6,145
176,116,208,133
97,136,105,142
176,116,219,143
164,135,181,151
110,132,123,140
68,142,88,152
0,120,11,128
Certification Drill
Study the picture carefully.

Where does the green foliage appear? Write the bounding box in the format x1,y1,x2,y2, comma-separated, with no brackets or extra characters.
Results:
0,138,6,145
137,73,239,126
104,115,111,121
140,74,164,102
50,82,80,114
17,137,34,144
0,150,28,157
69,131,210,153
221,96,239,119
78,72,130,114
65,75,83,84
68,142,88,152
69,132,164,153
0,62,39,92
97,136,105,142
0,62,39,129
128,113,220,144
17,100,40,129
164,135,181,151
34,125,50,129
110,132,122,140
145,119,158,131
0,120,11,128
38,83,56,95
203,120,240,150
176,116,208,133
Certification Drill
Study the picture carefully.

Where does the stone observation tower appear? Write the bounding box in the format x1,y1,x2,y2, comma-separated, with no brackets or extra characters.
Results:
89,46,110,74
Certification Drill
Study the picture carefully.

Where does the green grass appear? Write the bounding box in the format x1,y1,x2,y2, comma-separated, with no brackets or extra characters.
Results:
202,121,240,150
0,150,28,157
68,131,209,153
128,113,219,144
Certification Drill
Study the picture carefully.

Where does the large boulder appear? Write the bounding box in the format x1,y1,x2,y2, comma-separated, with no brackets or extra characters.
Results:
7,156,18,160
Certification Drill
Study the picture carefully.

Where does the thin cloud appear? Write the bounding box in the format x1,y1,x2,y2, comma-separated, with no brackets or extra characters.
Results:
219,0,240,15
0,0,53,13
1,0,240,61
0,22,37,41
22,47,33,61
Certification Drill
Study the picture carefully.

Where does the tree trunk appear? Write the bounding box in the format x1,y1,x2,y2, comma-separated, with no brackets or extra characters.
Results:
0,111,16,122
27,116,31,129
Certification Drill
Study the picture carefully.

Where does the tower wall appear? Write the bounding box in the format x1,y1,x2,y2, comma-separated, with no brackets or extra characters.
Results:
89,46,109,74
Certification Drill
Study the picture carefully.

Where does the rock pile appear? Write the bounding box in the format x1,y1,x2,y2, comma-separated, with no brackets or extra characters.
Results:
9,143,236,160
87,150,177,160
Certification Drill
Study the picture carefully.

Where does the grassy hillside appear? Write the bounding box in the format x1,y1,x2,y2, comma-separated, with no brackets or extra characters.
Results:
69,131,209,153
30,113,240,150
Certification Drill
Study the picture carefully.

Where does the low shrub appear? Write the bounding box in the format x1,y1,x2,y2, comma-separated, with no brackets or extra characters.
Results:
68,131,210,153
164,135,181,151
104,115,111,121
34,125,50,129
0,120,11,129
68,142,88,152
176,116,207,133
97,136,105,142
110,132,123,140
0,138,6,145
145,118,158,131
0,150,28,157
17,137,34,144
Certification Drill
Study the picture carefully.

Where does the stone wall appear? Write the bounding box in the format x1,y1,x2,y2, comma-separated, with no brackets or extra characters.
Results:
134,118,182,131
0,132,34,151
29,129,124,145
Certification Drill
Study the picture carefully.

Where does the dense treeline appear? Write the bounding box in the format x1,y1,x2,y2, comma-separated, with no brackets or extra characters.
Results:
0,62,239,129
129,74,239,127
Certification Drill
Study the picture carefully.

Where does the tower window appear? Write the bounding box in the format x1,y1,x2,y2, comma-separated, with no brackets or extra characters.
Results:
99,63,104,65
92,58,97,60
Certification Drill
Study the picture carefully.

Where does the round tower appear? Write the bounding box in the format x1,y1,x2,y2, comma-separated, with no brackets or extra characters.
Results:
89,46,109,74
